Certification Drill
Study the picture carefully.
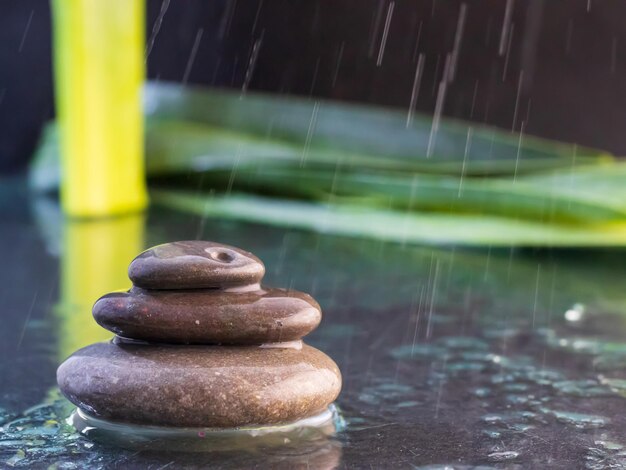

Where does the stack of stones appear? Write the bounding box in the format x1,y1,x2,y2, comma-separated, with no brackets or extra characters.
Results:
57,241,341,429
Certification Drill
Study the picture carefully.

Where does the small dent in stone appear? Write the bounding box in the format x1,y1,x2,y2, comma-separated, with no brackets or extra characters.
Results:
205,248,236,263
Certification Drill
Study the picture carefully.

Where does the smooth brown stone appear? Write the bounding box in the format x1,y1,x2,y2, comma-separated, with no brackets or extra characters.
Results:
57,341,342,428
128,241,265,290
93,287,322,344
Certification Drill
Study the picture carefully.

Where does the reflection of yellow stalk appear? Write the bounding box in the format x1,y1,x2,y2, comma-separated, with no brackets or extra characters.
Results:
51,0,147,217
57,215,144,359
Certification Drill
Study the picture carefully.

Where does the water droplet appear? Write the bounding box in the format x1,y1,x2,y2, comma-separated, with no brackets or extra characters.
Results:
396,401,420,408
502,383,529,392
594,440,623,451
446,361,486,373
564,303,585,322
437,337,489,350
505,394,529,405
542,408,609,429
472,388,491,398
598,376,626,397
553,380,612,398
390,344,446,360
487,450,519,462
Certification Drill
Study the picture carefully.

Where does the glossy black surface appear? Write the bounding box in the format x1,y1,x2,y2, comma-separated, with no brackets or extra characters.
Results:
3,177,626,469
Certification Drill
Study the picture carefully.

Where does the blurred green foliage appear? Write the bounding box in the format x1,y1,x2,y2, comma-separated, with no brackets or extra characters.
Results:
31,83,626,246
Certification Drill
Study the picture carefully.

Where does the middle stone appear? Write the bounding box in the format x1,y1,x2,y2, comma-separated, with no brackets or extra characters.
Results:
93,287,322,344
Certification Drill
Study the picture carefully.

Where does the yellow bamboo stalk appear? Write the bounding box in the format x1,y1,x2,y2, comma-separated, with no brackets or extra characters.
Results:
51,0,148,217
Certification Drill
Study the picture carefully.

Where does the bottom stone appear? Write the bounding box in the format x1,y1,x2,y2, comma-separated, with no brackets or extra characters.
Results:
57,340,341,428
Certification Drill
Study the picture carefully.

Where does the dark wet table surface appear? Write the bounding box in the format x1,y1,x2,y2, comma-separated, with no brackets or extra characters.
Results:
3,177,626,469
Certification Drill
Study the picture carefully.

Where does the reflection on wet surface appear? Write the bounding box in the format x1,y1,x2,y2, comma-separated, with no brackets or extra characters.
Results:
3,179,626,468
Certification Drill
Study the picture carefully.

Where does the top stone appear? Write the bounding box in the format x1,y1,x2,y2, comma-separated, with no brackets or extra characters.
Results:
128,241,265,290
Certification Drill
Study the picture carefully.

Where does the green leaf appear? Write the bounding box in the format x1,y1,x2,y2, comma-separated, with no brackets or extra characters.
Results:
151,190,626,247
173,163,626,225
144,83,610,176
31,82,626,246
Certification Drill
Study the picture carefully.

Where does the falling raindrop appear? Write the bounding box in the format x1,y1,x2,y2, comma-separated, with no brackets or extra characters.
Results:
145,0,171,59
18,10,34,53
376,1,395,66
182,28,204,85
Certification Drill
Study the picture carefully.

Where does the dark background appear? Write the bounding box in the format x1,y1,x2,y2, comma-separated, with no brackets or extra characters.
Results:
1,0,625,174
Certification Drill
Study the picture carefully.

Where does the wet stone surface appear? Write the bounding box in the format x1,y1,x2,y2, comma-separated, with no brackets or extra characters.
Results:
5,186,626,468
58,341,341,428
93,286,321,344
128,240,265,290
